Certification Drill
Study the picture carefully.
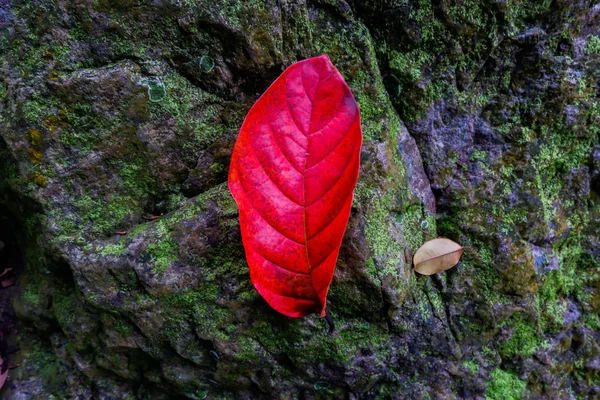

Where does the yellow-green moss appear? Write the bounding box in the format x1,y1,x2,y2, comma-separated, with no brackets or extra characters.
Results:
536,237,600,333
462,360,480,374
499,316,544,358
18,335,62,387
52,291,76,326
30,173,48,187
364,194,404,285
99,241,127,257
160,286,231,341
486,368,527,400
22,282,41,308
585,35,600,55
147,239,178,274
151,73,239,152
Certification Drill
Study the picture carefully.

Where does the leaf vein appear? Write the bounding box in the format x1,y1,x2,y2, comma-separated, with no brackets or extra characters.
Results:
307,189,354,241
305,141,359,207
254,249,310,276
248,140,303,207
306,114,358,170
235,167,304,245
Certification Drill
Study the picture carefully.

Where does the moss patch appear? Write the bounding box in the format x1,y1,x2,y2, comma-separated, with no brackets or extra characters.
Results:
486,368,527,400
498,316,544,359
147,239,178,274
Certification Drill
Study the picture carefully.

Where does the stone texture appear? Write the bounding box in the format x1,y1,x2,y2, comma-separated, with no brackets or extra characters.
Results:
0,0,598,399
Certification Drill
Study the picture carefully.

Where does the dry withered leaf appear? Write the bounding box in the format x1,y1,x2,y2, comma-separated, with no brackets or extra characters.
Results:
1,279,14,288
0,369,8,390
0,268,12,279
413,238,463,275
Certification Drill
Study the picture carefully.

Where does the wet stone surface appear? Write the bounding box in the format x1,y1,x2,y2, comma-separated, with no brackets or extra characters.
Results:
0,0,599,398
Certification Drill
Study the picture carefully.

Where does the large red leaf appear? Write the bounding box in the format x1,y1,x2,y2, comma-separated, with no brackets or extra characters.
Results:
228,55,362,318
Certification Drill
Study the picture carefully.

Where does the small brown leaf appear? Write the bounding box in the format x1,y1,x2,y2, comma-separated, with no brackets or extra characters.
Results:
413,238,463,275
1,279,14,288
0,369,8,389
0,268,13,278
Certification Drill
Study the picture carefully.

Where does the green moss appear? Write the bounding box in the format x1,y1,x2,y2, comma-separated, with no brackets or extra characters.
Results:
236,335,263,363
99,241,127,256
58,103,109,151
244,318,391,368
114,319,135,337
470,149,488,163
529,122,593,228
73,193,139,235
423,284,445,320
160,286,231,340
462,360,480,374
330,323,390,363
389,50,431,82
117,159,153,198
536,236,600,333
150,72,239,156
395,203,433,252
535,271,567,332
479,246,493,265
52,292,76,326
376,0,556,122
583,313,600,330
309,16,394,142
246,319,302,355
134,292,155,306
123,183,234,248
20,336,61,384
50,157,157,244
585,35,600,55
486,368,527,400
364,194,404,285
147,239,178,274
499,316,543,358
387,46,445,121
23,282,41,308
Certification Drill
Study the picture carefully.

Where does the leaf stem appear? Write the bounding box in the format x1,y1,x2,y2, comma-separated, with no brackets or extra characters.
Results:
325,309,335,333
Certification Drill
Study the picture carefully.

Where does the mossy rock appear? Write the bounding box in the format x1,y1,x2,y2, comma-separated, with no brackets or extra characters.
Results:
0,0,599,398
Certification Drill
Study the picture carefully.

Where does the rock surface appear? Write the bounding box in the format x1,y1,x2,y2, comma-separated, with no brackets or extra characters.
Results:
0,0,598,398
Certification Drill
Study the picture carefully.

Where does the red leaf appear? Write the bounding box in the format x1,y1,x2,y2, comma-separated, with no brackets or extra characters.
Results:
229,55,362,317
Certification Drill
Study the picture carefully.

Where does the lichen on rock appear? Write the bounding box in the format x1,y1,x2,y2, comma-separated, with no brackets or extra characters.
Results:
0,0,599,398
